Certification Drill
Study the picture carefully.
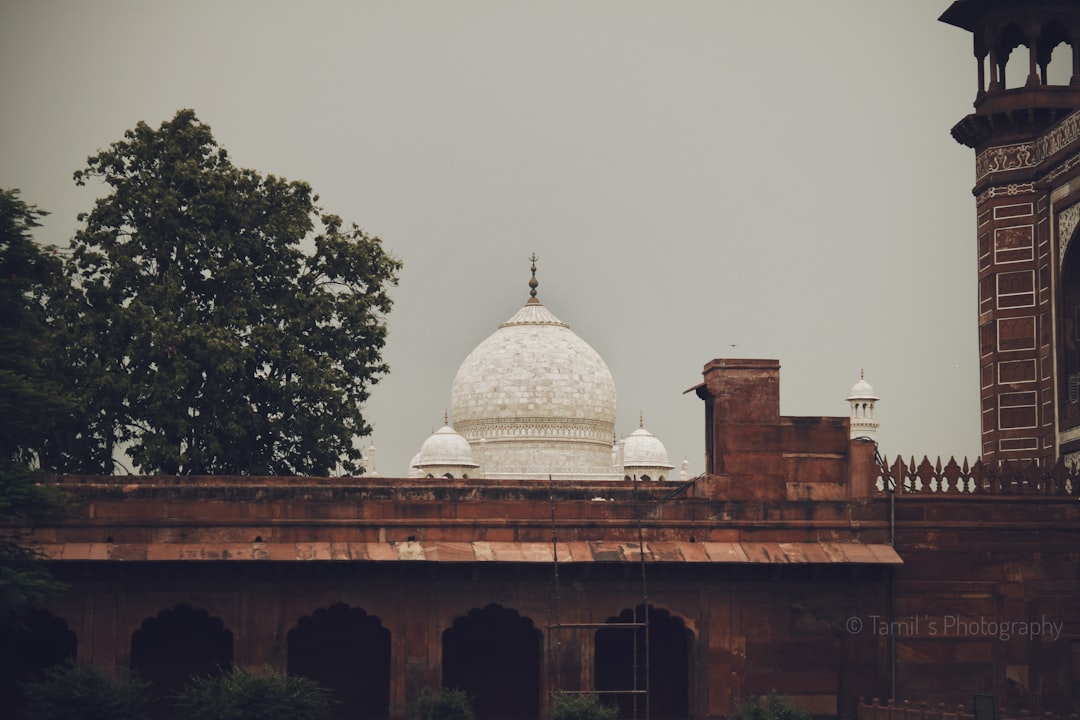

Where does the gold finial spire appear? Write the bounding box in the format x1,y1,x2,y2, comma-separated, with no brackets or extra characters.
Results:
444,410,449,426
639,411,644,429
527,252,540,304
860,368,865,380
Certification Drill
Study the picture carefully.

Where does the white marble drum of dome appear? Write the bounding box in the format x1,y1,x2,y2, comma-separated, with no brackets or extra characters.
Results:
450,255,619,480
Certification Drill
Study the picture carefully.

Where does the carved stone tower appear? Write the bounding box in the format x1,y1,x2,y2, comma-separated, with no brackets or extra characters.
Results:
941,0,1080,464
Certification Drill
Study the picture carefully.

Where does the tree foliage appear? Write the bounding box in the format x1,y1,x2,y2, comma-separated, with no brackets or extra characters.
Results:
48,110,401,476
0,188,68,623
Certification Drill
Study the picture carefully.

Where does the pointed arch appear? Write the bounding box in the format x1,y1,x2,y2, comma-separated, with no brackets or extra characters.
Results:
595,604,692,720
442,603,541,720
997,22,1027,89
1037,20,1072,85
287,603,391,720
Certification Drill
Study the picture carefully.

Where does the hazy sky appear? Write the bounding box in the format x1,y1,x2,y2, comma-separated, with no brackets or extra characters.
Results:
2,1,995,477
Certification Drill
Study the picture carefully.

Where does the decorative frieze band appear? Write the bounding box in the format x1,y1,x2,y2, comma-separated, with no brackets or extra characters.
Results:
975,110,1080,183
456,416,614,443
976,183,1036,205
976,142,1038,181
1038,111,1080,159
1044,149,1080,183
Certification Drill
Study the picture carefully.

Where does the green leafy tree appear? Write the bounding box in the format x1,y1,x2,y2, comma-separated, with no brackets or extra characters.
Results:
48,110,401,476
0,188,68,623
174,665,332,720
22,663,149,720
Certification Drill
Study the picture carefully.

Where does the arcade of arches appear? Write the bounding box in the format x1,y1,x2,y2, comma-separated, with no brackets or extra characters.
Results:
1,594,699,720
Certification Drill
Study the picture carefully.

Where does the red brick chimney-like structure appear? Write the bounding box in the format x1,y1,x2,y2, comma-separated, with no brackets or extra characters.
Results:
691,359,873,501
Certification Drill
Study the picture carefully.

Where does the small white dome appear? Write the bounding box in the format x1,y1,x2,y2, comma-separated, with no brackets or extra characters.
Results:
847,374,878,401
622,427,674,469
416,425,479,469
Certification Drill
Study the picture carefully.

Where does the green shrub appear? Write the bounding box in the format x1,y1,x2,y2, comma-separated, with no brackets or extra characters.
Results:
22,663,149,720
548,692,618,720
173,665,332,720
407,687,476,720
731,692,811,720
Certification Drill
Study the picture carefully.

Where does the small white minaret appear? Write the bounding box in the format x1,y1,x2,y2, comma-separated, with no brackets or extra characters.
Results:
361,444,380,477
847,370,880,441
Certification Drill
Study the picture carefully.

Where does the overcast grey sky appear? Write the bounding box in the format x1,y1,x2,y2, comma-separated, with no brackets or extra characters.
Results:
2,1,995,477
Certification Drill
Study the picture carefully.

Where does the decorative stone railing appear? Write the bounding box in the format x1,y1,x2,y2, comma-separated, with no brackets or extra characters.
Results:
858,698,1080,720
874,455,1079,496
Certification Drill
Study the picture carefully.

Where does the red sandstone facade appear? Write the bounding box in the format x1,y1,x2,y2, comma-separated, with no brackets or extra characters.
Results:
5,361,1079,720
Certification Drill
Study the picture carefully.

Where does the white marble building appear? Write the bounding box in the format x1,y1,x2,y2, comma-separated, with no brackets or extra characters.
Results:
411,257,675,481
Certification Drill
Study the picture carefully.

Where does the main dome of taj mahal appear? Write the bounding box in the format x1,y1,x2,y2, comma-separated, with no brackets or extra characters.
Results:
410,256,679,481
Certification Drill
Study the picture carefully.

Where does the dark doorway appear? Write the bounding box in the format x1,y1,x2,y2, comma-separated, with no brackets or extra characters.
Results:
130,604,232,719
595,604,691,720
288,603,391,720
442,603,540,720
0,609,77,719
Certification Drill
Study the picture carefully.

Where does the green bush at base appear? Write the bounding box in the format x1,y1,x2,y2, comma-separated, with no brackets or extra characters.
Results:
407,688,477,720
730,691,811,720
22,663,149,720
548,692,618,720
174,665,332,720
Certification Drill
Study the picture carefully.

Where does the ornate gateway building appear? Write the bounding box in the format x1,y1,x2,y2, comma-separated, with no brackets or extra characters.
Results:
939,0,1080,463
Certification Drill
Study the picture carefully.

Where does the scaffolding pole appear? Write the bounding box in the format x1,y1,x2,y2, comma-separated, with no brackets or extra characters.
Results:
547,474,651,720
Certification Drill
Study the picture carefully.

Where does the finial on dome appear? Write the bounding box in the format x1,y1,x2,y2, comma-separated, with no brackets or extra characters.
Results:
527,253,540,304
639,411,644,429
444,410,448,426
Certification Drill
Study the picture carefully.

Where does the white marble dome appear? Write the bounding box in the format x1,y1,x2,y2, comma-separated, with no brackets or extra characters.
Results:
622,427,674,470
417,425,477,467
450,270,618,479
847,375,879,401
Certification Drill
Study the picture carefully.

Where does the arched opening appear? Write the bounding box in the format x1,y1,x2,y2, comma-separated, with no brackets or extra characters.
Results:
1060,231,1080,427
1038,22,1072,85
287,603,391,720
0,610,77,717
595,604,691,720
442,604,540,720
997,23,1027,89
130,604,232,719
